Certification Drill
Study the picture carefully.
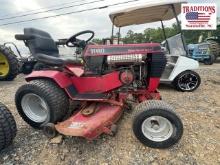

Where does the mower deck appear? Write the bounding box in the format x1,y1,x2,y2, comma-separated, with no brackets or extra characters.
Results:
55,102,123,140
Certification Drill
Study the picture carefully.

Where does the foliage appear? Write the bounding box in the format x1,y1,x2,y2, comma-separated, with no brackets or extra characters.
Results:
92,23,220,45
123,24,220,44
92,38,103,44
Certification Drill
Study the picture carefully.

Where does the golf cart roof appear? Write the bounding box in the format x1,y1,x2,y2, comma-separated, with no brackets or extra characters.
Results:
109,0,187,27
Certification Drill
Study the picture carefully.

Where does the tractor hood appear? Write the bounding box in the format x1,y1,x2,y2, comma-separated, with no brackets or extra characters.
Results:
84,43,162,56
109,0,187,27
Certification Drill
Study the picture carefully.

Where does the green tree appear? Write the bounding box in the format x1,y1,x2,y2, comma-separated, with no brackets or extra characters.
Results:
92,38,102,44
94,23,220,45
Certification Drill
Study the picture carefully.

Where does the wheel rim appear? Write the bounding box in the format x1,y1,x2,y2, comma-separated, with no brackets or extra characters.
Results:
0,53,10,77
141,116,173,142
21,93,49,123
178,73,198,91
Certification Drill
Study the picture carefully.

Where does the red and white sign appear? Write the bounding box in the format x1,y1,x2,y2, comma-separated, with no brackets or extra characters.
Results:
181,3,217,30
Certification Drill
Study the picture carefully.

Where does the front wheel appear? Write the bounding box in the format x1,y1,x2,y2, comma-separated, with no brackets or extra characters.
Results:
203,54,215,65
132,100,183,148
173,70,201,92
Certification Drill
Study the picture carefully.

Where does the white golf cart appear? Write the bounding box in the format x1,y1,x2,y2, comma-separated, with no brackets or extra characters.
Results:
109,0,201,92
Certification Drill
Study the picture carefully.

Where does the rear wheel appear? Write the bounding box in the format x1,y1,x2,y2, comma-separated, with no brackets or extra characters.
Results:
207,40,220,60
0,45,19,81
132,100,183,148
0,103,17,151
15,79,69,129
173,70,201,92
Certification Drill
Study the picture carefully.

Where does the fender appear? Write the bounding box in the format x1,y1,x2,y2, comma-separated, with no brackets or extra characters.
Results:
25,70,72,88
169,56,199,81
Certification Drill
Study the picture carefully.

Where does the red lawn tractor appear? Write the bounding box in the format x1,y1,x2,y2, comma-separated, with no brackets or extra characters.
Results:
15,28,183,148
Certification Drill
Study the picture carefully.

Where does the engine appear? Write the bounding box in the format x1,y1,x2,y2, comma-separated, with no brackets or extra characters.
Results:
84,54,149,90
106,54,147,89
84,44,167,90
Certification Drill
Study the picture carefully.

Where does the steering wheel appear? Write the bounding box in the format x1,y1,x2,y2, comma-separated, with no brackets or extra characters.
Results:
66,30,95,48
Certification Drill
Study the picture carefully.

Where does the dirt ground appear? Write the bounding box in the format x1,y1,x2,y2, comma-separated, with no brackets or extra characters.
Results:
0,63,220,165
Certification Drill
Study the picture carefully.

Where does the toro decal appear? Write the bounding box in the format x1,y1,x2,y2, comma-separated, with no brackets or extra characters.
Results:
90,48,105,54
181,3,217,30
84,44,162,56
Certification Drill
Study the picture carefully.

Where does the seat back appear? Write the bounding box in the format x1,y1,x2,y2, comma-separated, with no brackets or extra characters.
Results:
24,28,59,57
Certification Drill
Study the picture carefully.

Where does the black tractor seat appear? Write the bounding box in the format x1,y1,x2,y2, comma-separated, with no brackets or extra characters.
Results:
15,28,82,66
36,53,82,66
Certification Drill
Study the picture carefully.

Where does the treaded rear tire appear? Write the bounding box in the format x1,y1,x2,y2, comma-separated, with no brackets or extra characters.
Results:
0,45,19,81
207,40,220,60
0,103,17,151
132,100,183,148
15,79,69,129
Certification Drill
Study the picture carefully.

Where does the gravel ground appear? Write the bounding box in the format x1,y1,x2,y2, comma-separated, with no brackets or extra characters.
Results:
0,63,220,165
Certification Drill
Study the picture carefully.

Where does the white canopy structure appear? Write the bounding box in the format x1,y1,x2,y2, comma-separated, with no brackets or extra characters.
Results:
109,0,187,27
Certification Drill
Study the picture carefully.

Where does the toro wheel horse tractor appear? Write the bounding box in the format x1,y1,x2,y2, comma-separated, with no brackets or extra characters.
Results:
15,28,183,148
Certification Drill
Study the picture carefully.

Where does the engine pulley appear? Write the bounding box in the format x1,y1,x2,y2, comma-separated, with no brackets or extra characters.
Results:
120,70,134,85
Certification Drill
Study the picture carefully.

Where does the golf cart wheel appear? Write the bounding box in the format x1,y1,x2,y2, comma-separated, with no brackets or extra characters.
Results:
15,79,69,129
173,70,201,92
132,100,183,148
0,103,17,151
203,54,215,65
0,45,19,81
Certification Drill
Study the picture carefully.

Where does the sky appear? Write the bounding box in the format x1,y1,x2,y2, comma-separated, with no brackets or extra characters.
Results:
0,0,219,54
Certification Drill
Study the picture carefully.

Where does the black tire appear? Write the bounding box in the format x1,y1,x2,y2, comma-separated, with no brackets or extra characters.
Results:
173,70,201,92
0,103,17,151
132,100,183,148
207,40,220,60
15,79,69,129
203,54,215,65
0,45,19,81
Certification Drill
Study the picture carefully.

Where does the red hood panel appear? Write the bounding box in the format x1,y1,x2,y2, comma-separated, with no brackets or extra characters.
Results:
84,43,162,56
